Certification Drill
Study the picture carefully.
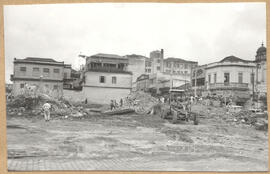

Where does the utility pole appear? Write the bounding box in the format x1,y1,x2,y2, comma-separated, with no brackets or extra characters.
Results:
252,68,255,101
169,62,173,105
194,68,197,97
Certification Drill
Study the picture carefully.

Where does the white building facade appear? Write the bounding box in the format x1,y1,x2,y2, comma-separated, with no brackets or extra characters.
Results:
82,53,132,104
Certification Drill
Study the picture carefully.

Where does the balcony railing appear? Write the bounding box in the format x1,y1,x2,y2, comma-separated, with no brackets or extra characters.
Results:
209,82,249,90
87,67,132,74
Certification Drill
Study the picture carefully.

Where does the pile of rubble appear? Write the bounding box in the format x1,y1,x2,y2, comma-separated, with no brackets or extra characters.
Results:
126,91,159,114
6,90,102,119
229,110,268,131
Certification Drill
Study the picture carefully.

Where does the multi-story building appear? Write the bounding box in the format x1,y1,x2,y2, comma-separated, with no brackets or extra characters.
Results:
145,58,152,74
163,57,198,76
149,49,164,74
83,53,132,104
10,57,66,98
192,43,267,100
205,56,256,100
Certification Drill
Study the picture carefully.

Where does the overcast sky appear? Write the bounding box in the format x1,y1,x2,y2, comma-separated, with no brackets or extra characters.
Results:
4,2,266,83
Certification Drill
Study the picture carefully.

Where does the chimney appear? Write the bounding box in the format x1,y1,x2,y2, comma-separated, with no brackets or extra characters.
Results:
161,49,164,59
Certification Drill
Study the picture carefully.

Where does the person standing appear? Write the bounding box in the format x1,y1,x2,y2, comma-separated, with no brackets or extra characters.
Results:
120,98,123,107
110,100,115,110
42,101,51,122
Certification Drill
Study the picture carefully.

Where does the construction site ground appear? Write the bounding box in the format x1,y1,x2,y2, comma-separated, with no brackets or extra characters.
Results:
6,104,268,171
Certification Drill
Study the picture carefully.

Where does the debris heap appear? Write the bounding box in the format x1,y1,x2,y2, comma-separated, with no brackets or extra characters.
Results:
6,89,102,119
125,91,159,114
231,110,268,131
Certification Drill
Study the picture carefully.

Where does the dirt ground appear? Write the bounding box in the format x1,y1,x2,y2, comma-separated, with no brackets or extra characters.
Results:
6,104,269,171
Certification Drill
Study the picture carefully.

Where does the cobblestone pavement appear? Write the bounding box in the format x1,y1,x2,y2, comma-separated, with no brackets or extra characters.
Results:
8,158,147,171
7,156,268,171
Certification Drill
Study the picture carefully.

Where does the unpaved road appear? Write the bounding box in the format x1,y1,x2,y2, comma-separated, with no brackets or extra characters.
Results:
6,105,269,171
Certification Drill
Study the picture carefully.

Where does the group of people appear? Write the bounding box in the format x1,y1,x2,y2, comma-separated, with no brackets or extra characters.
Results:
110,98,123,110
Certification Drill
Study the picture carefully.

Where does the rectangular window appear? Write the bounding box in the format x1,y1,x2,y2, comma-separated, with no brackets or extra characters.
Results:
53,85,58,90
184,64,188,69
32,67,39,77
157,59,160,63
43,68,50,77
20,67,26,76
100,76,105,83
20,67,26,71
20,83,24,88
157,66,161,71
64,72,67,79
112,76,117,84
214,73,217,83
53,69,60,73
224,73,230,83
43,68,49,73
238,72,243,83
208,74,211,84
33,67,39,71
148,69,151,73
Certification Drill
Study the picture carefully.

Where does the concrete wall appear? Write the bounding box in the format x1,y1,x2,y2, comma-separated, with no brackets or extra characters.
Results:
83,87,131,104
14,63,64,80
84,71,132,88
63,89,85,102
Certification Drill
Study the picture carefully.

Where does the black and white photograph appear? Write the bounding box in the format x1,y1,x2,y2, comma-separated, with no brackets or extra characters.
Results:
3,2,268,171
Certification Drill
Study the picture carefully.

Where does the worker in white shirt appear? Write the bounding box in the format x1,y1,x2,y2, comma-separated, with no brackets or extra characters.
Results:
42,101,51,122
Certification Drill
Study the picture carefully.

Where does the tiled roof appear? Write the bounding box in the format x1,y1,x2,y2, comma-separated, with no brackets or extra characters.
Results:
164,57,197,63
91,53,126,59
219,56,253,63
125,54,148,58
24,57,58,62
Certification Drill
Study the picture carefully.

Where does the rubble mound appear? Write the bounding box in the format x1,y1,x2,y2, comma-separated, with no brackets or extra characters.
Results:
7,93,68,110
231,110,268,131
6,89,102,119
126,91,158,114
